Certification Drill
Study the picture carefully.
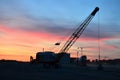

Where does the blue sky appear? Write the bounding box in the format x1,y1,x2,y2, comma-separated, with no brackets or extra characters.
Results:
0,0,120,28
0,0,120,61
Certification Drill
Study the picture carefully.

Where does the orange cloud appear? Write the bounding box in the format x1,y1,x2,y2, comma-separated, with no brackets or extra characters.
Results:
0,24,120,61
0,24,65,61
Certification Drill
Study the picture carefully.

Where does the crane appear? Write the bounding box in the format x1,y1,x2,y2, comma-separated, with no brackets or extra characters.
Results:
59,7,99,53
30,7,99,68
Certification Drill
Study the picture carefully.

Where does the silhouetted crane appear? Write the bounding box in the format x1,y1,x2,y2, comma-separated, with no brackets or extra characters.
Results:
31,7,99,68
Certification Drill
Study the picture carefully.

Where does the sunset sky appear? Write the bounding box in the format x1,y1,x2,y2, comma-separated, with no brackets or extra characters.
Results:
0,0,120,61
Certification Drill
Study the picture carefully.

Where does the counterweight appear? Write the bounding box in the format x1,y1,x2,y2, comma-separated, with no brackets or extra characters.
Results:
59,7,99,53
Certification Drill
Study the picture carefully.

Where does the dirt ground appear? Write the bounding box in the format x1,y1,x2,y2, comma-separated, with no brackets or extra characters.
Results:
0,62,120,80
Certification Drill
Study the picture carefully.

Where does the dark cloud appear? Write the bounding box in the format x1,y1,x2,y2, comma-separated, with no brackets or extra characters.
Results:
0,0,119,40
80,23,120,39
1,11,119,40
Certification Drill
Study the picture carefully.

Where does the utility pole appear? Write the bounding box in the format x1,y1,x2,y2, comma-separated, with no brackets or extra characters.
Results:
77,47,79,65
43,48,44,52
80,47,83,56
98,53,100,61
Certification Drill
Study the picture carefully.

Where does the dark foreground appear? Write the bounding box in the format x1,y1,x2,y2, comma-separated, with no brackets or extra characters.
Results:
0,62,120,80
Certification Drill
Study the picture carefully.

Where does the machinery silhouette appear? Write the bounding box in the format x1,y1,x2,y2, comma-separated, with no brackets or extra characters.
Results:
30,7,99,68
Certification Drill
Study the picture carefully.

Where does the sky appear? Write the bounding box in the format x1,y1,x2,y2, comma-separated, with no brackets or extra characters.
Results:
0,0,120,61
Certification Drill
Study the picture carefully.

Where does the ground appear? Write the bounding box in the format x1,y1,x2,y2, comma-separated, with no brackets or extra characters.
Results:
0,62,120,80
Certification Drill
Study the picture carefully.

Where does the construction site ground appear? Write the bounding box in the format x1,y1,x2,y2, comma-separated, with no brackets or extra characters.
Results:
0,62,120,80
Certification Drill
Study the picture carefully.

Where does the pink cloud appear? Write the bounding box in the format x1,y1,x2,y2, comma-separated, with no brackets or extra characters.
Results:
0,24,120,61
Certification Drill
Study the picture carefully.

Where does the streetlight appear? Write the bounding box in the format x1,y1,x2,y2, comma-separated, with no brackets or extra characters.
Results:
76,47,84,64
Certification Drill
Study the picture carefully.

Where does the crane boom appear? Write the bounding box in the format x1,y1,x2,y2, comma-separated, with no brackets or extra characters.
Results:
59,7,99,53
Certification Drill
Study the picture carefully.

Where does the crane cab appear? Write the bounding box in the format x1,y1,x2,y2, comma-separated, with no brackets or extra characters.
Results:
36,51,56,62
